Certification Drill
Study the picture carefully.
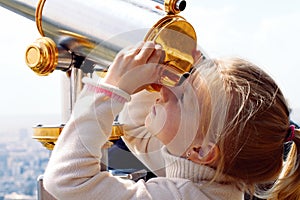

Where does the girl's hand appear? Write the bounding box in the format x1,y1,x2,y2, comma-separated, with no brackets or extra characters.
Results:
102,41,164,95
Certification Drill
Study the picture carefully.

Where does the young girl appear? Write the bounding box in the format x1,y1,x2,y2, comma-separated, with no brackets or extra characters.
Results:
43,41,300,200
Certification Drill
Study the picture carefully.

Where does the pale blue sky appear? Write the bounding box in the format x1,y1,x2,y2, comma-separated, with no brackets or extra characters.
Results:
0,0,299,122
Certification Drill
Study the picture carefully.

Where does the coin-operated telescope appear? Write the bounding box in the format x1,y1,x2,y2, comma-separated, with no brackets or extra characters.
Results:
0,0,198,198
0,0,197,149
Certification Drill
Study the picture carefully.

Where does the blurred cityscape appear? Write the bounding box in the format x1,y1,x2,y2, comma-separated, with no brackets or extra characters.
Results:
0,128,50,200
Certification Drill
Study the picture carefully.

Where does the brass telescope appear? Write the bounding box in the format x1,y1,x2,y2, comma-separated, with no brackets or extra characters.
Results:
0,0,197,149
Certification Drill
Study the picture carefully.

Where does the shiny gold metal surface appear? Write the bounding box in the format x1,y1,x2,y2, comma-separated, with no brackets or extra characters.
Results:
32,125,64,150
95,71,107,78
109,121,124,141
25,37,58,76
36,0,46,36
32,122,124,150
144,15,197,90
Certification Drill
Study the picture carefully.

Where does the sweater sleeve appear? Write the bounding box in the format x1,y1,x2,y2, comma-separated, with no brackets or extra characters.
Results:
42,78,142,200
119,90,166,176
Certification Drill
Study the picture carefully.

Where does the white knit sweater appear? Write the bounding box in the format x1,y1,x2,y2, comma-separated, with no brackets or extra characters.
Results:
43,77,244,200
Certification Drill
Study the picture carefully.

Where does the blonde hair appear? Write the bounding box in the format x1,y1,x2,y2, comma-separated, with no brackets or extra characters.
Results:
194,58,300,199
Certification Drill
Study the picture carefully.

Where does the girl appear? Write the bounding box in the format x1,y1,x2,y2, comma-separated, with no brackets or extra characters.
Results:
44,41,300,200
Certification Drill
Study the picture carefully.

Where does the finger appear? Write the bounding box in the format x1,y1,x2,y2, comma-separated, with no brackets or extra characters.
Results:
118,41,144,57
126,41,145,56
135,41,156,63
147,44,163,64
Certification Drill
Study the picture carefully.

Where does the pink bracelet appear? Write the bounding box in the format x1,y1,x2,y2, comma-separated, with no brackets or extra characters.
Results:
86,84,128,103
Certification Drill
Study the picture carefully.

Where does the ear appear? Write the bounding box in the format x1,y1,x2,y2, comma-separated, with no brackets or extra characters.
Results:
187,143,220,167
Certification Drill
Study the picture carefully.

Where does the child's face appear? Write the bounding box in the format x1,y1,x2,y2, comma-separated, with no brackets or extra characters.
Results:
145,72,202,156
145,86,183,144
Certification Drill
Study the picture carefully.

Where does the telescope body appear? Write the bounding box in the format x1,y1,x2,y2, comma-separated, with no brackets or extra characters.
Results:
0,0,166,69
0,0,197,147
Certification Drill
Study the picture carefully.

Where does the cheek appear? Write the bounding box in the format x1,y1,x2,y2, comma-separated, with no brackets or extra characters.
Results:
145,104,167,136
155,105,181,145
